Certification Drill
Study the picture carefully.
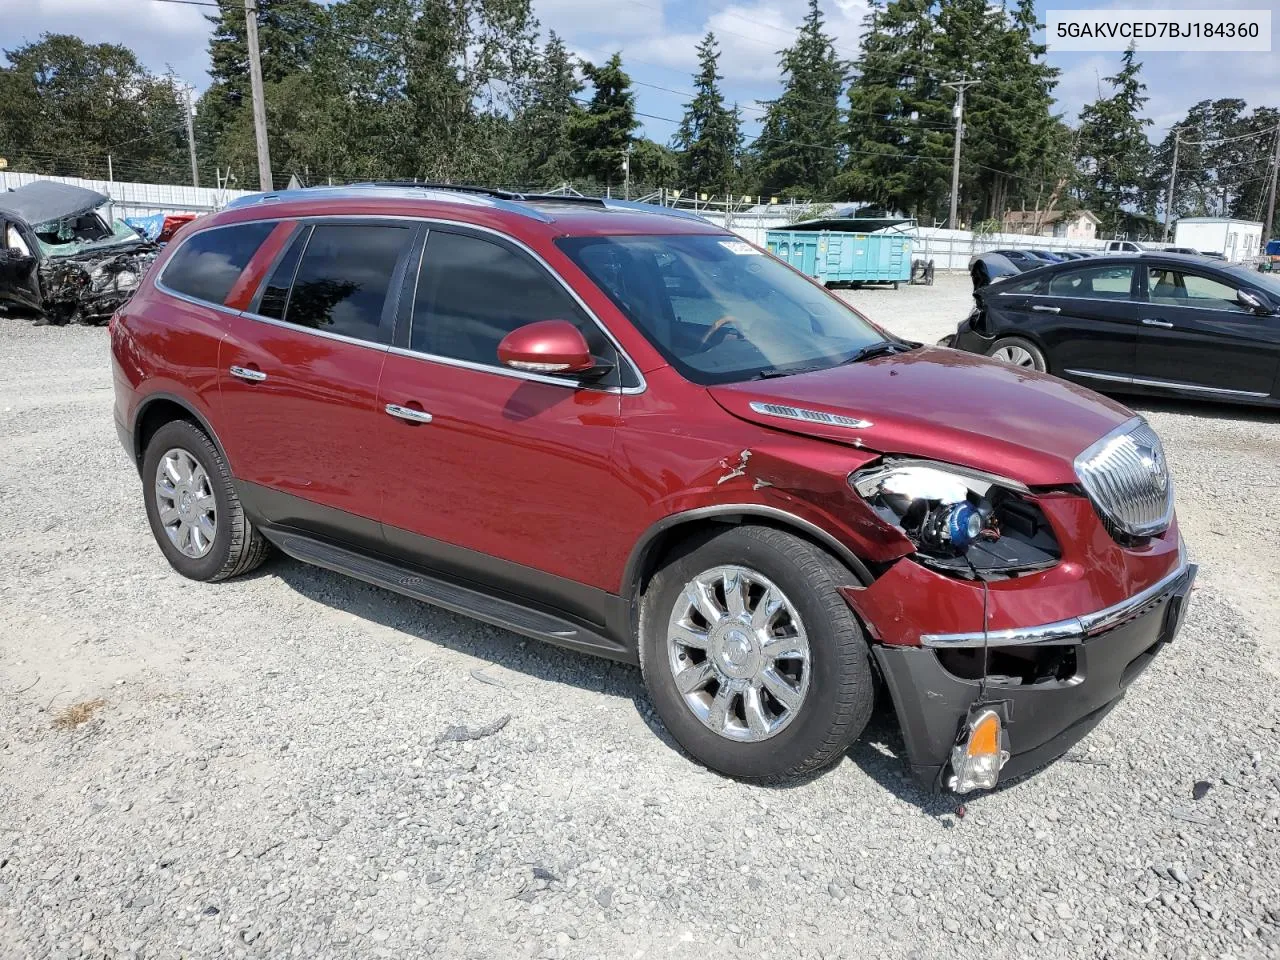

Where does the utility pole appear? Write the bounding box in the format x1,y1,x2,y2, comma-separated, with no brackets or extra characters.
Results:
1162,126,1181,243
1265,124,1280,250
622,143,632,200
107,155,113,183
182,85,200,188
244,0,273,191
943,76,979,230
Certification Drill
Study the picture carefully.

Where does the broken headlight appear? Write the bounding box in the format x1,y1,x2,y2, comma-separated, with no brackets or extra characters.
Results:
850,459,1061,576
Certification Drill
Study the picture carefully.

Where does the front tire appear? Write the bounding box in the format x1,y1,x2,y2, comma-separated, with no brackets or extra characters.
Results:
987,336,1047,372
141,420,270,582
639,526,874,782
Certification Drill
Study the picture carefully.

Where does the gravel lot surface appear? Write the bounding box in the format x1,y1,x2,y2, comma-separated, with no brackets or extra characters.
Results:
2,272,1278,960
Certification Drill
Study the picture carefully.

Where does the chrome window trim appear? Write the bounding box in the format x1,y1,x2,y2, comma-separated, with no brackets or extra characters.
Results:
1064,369,1271,399
153,213,647,394
921,557,1196,648
402,219,645,395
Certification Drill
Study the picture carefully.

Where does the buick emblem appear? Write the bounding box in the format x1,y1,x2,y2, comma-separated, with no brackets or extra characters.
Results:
1142,444,1168,493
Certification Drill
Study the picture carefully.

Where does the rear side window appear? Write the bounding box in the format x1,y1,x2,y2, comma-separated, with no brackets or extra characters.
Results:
411,230,609,365
1046,264,1134,299
162,222,274,305
269,223,411,343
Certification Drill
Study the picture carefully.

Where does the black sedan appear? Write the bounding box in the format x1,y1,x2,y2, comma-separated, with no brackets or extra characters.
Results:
948,253,1280,406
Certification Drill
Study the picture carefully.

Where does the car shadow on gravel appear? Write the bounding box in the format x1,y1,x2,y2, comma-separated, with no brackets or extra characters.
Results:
261,553,1061,810
264,553,650,701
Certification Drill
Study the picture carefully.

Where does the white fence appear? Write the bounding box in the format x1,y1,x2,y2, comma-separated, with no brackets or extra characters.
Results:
695,212,1106,269
0,171,252,220
2,171,1112,270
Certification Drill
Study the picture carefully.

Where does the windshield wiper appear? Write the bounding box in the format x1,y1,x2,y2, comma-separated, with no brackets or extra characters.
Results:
750,364,827,380
842,340,914,364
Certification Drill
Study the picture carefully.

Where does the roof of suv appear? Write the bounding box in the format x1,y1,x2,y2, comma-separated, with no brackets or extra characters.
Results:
218,183,725,239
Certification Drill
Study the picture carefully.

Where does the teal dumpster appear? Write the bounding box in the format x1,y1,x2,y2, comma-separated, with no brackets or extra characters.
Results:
765,229,913,287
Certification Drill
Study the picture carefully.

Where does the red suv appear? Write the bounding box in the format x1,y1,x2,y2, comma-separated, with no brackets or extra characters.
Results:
111,185,1195,792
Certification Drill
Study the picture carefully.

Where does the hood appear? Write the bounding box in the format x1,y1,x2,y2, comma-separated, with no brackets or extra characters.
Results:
0,181,109,225
708,347,1135,487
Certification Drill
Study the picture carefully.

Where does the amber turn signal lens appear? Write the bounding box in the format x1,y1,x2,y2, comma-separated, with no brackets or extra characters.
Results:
967,710,1001,758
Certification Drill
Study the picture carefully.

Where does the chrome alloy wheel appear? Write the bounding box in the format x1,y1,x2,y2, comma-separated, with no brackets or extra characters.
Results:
666,565,811,742
155,448,217,559
991,344,1038,368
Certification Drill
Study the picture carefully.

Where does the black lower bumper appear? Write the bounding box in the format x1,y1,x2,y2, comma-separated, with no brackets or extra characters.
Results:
873,563,1197,791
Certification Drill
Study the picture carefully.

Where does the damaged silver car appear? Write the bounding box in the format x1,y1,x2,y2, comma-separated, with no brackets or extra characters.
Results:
0,181,159,325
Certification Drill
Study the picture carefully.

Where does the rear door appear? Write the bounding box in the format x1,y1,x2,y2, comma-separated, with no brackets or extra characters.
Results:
1135,263,1280,398
218,219,419,547
1014,261,1140,380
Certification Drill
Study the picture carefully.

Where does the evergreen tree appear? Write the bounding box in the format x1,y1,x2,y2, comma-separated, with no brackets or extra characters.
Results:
1075,47,1151,235
672,32,741,194
403,0,539,181
1228,107,1280,231
953,0,1061,221
841,0,950,216
517,32,583,188
752,0,845,199
568,53,638,189
196,0,327,183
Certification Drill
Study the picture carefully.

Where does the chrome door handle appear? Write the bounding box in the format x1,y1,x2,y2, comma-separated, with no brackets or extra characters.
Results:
1031,305,1061,314
385,403,433,424
1141,318,1174,328
229,365,267,382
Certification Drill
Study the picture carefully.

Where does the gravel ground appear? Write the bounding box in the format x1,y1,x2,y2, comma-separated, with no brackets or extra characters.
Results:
1,273,1278,960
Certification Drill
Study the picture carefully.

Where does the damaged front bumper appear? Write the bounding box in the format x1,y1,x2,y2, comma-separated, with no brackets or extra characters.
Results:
847,559,1197,791
37,246,157,324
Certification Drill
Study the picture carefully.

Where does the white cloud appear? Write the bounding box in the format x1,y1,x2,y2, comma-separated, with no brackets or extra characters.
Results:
0,0,211,85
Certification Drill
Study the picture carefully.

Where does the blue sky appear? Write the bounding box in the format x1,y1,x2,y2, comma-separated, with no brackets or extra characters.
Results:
3,0,1278,144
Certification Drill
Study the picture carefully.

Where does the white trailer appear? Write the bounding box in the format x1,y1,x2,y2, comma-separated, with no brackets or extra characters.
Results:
1173,217,1263,262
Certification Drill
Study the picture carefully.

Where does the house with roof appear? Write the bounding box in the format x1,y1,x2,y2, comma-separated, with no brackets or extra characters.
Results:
1002,208,1100,241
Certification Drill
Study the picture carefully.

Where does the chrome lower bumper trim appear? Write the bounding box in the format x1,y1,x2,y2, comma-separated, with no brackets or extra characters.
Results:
920,560,1197,648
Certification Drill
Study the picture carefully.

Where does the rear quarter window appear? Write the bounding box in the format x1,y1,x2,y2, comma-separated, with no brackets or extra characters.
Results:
161,222,275,305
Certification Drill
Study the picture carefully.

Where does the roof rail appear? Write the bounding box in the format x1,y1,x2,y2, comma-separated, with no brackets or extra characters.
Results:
224,182,710,225
223,183,556,223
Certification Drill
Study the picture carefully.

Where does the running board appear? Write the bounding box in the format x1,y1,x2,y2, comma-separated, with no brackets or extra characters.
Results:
265,530,630,660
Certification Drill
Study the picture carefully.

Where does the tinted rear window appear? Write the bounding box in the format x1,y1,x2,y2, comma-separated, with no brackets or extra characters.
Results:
280,223,411,342
162,222,274,305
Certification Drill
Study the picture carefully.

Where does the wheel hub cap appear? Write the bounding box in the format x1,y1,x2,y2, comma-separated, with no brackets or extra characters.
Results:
666,565,811,742
155,448,217,559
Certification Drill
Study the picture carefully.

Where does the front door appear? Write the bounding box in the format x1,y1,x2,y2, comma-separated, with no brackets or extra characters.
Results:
0,219,42,310
1135,264,1280,398
374,226,632,620
218,219,419,546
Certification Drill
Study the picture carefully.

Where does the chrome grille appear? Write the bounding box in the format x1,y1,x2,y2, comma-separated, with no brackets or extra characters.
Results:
1074,418,1174,540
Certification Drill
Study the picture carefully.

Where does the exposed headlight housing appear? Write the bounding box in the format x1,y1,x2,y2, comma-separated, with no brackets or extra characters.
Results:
850,459,1061,577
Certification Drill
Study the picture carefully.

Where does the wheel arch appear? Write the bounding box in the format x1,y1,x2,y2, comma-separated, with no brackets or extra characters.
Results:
623,505,876,629
132,393,232,476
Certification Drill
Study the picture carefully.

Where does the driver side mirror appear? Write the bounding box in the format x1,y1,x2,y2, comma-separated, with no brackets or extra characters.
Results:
1238,289,1273,316
498,320,605,377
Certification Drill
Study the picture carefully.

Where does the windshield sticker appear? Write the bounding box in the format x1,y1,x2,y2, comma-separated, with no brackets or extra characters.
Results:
719,240,760,256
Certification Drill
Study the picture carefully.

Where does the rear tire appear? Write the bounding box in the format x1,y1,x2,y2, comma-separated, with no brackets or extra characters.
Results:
987,336,1047,372
141,420,270,582
639,525,875,782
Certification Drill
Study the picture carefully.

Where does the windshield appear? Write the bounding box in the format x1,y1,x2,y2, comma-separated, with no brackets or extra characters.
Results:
1228,266,1280,299
35,209,142,259
557,234,885,384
